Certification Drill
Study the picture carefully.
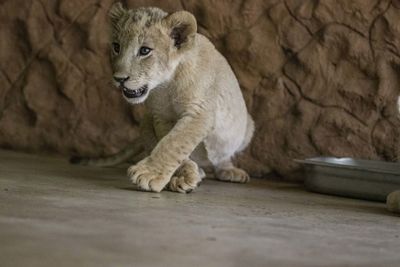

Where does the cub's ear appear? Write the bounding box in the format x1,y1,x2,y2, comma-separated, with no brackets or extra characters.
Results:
109,2,126,25
163,11,197,50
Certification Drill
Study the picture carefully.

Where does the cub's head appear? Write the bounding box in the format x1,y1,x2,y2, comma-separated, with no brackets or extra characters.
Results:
108,3,197,104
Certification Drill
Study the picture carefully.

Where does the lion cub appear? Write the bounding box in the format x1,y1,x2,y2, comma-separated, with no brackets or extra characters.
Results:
108,3,254,193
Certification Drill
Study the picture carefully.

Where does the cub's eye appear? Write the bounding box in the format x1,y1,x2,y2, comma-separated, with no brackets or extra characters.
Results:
112,42,120,54
138,46,152,56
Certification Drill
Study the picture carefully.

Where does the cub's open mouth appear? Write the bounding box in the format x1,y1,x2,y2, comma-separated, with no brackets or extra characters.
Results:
121,85,148,98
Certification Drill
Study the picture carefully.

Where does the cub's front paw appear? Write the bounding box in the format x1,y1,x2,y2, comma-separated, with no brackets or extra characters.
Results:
168,160,202,194
127,158,170,192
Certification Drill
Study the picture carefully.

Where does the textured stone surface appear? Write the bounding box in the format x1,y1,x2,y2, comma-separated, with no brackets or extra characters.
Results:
1,0,400,180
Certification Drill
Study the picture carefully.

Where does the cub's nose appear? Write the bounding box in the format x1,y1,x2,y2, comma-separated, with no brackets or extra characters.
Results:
113,76,130,83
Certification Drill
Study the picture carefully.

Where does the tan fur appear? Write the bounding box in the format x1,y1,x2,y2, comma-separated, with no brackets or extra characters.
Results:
109,3,255,193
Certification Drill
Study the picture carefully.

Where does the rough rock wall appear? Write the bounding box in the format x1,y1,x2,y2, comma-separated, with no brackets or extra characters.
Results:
1,0,399,180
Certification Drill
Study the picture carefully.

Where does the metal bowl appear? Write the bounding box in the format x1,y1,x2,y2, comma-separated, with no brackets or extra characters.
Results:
296,157,400,202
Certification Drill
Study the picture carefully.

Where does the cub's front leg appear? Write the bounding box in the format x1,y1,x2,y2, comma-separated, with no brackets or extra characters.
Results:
128,112,211,192
128,156,171,192
168,159,203,193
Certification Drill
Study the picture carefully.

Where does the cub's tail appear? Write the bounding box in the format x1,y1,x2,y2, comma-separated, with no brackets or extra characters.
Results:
70,141,144,167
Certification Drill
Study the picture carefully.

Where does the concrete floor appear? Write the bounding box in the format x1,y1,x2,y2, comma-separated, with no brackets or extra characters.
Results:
0,150,399,267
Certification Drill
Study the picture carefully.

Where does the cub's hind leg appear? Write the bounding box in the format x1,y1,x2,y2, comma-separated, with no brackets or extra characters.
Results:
168,159,203,193
215,160,250,183
203,112,253,184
